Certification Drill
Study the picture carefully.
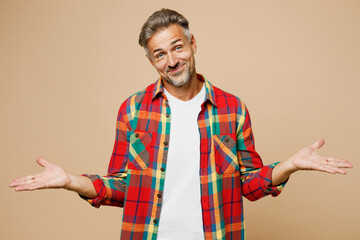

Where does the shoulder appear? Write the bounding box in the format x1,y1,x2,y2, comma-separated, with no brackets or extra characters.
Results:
117,81,157,117
212,84,246,113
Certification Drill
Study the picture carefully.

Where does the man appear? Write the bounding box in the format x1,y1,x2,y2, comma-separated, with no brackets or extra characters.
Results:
9,9,352,240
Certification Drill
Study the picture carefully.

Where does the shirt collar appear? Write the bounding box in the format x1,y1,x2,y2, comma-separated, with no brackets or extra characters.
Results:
151,73,217,108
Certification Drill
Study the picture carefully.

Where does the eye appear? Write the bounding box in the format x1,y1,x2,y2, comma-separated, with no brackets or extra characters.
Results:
175,46,183,51
156,53,164,59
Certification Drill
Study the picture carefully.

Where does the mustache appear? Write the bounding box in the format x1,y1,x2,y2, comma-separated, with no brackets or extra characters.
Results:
166,62,184,72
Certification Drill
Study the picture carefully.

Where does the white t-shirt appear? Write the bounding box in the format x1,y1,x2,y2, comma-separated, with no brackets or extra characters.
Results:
157,84,206,240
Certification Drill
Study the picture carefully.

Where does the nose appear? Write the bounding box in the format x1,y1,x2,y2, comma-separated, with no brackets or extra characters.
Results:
167,52,178,68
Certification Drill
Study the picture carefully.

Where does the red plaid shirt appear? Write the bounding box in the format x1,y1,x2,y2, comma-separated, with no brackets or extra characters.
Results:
81,74,286,239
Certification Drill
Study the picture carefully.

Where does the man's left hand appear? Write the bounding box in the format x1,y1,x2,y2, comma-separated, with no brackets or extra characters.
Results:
271,139,353,186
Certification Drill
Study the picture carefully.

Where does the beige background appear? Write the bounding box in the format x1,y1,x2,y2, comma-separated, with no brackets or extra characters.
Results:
1,0,359,239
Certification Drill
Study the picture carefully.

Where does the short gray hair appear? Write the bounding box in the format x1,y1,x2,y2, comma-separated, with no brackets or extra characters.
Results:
139,9,191,57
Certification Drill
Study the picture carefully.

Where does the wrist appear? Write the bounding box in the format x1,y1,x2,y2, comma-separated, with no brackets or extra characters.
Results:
64,174,77,191
284,157,299,174
64,174,98,198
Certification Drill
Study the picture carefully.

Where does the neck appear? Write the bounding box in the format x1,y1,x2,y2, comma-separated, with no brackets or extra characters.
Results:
162,72,203,101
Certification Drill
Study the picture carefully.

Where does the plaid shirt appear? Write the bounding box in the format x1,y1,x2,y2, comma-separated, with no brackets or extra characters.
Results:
82,74,286,240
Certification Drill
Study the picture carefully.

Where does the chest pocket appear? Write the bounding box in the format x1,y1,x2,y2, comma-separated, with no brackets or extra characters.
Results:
213,135,240,174
128,131,152,170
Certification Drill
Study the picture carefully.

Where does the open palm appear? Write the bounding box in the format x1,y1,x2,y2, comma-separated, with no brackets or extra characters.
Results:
9,158,71,191
290,139,352,174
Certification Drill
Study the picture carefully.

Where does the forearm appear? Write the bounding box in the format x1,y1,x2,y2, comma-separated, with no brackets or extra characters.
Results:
65,174,98,198
271,159,297,186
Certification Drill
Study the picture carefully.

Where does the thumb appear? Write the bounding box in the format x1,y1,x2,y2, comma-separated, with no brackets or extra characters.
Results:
310,138,325,150
36,157,49,168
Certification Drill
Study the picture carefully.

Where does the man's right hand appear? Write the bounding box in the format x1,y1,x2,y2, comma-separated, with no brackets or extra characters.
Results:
9,158,98,198
9,158,71,191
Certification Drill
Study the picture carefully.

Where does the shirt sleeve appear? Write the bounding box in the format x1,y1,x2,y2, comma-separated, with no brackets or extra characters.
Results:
79,106,129,208
236,101,287,201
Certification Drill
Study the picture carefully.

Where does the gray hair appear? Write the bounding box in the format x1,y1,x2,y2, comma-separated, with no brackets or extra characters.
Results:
139,9,191,57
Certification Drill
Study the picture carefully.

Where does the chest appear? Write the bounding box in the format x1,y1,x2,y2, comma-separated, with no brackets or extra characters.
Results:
125,97,239,175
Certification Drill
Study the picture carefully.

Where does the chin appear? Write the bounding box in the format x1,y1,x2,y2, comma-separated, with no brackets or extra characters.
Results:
169,79,187,87
168,75,189,87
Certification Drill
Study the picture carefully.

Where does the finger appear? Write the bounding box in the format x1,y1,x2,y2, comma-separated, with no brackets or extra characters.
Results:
315,161,348,175
310,138,325,151
9,158,49,188
327,157,353,168
9,175,35,187
14,182,47,191
13,175,49,191
36,157,49,167
9,172,46,187
319,157,353,168
327,161,353,168
323,163,347,174
311,162,336,174
326,166,347,174
10,178,37,187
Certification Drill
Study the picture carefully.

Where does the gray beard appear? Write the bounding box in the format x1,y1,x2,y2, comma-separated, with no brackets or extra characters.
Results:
166,70,191,87
165,62,195,87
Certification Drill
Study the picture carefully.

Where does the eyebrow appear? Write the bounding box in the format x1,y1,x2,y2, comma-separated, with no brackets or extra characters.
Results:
152,39,183,55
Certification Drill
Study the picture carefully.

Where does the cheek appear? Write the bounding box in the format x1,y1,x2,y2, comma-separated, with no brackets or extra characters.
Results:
153,62,167,72
180,51,193,63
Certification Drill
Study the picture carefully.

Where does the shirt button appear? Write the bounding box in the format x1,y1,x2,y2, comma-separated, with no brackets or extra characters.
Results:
225,138,229,143
166,113,170,118
157,193,162,198
164,141,168,146
160,167,165,172
135,133,139,138
153,219,158,224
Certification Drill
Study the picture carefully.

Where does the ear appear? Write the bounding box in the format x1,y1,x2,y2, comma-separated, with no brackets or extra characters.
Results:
190,34,197,54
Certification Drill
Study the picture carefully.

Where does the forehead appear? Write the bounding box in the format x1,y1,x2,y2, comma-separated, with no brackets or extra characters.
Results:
147,24,188,54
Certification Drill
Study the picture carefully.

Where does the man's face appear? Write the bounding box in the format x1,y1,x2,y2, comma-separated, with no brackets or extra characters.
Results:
146,24,197,87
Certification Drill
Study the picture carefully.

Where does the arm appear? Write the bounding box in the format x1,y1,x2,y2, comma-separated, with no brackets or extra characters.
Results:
236,102,353,195
10,103,131,207
271,138,353,186
237,103,284,201
78,105,130,208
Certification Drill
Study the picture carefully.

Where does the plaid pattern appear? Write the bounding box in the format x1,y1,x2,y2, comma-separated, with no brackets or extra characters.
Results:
81,74,286,239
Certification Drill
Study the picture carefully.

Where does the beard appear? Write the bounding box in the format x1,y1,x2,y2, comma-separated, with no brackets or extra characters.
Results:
164,60,195,87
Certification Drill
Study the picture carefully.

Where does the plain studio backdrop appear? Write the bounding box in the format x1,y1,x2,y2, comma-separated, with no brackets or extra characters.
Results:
1,1,359,239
